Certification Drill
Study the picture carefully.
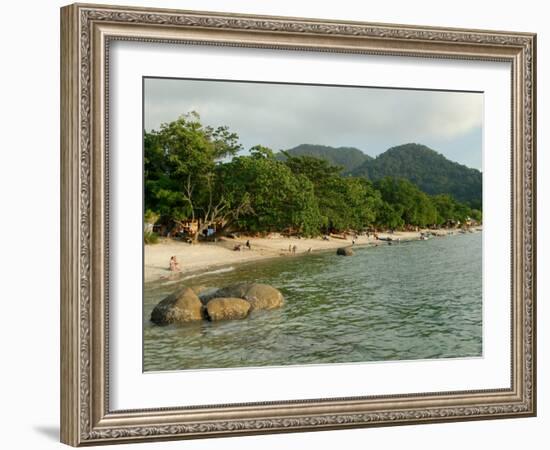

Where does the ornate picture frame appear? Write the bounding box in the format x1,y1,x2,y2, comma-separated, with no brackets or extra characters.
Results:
60,3,536,446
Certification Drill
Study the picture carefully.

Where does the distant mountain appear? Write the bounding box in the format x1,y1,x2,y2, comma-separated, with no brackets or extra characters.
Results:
351,143,482,207
277,144,372,172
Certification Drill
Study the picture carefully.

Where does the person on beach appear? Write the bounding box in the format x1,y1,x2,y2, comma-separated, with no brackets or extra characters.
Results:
169,256,181,272
289,244,292,252
246,240,251,250
292,245,297,255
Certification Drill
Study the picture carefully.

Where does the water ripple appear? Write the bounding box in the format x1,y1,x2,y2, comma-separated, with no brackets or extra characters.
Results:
144,232,482,371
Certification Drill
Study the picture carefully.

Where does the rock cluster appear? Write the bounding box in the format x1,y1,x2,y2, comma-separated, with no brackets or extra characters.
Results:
150,283,284,325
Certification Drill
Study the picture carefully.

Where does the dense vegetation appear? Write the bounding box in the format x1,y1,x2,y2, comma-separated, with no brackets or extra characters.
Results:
351,143,482,209
145,113,482,240
277,144,371,172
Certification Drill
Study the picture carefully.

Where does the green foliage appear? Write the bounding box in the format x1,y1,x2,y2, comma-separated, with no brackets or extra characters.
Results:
351,143,482,206
144,112,242,236
431,194,473,225
277,144,371,172
470,209,482,222
219,146,322,235
144,113,482,237
144,209,160,225
284,155,379,232
144,231,160,244
374,177,438,227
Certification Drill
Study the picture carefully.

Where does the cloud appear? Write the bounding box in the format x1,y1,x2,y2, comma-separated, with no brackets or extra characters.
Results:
144,78,482,168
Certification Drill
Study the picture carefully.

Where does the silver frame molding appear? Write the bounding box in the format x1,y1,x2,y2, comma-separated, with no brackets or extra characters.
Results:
60,3,536,446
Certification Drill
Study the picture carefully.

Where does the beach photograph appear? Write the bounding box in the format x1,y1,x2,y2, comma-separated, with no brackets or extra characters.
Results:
142,78,483,372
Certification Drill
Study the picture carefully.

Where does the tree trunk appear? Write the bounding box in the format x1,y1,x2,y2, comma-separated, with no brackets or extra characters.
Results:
193,221,210,243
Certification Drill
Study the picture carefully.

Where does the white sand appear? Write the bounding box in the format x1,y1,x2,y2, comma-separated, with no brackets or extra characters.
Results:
144,229,464,283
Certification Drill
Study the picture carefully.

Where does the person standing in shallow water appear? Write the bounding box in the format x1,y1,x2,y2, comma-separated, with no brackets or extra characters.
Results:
169,256,181,272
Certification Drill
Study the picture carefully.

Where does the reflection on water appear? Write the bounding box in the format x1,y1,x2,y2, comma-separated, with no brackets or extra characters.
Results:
143,232,482,371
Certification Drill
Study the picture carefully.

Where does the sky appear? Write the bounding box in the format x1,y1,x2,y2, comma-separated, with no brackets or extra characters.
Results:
144,77,483,170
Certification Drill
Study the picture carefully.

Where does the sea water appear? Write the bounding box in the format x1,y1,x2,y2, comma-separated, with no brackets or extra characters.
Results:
143,232,482,371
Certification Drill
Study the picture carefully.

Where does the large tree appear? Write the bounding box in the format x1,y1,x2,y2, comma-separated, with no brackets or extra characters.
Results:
144,112,246,239
374,177,438,228
219,147,322,235
284,154,380,232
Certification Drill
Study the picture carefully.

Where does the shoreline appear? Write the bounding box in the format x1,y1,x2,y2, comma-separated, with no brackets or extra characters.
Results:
144,228,481,284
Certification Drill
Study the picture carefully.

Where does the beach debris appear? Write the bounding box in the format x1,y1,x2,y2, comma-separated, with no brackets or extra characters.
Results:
150,287,204,325
336,247,354,256
205,298,251,321
330,233,347,240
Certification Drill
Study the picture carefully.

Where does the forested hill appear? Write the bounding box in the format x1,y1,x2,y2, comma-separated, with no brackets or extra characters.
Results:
350,143,482,208
276,144,371,172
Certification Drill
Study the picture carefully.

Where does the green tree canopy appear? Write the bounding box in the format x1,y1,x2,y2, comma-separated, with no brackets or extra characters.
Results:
144,112,243,238
144,113,482,241
374,177,438,228
284,154,381,232
218,146,322,235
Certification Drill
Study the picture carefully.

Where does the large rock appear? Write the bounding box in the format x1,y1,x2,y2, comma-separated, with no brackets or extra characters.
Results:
190,285,209,296
203,283,285,311
243,284,284,310
213,283,249,299
205,298,251,321
337,247,354,256
197,287,223,305
150,287,203,325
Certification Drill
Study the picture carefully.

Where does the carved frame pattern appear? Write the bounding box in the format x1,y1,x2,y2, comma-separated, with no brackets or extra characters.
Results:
60,3,536,446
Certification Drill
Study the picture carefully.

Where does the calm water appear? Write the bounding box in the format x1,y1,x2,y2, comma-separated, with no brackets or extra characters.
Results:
143,232,482,371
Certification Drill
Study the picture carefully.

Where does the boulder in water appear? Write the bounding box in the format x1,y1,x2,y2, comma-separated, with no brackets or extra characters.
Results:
150,287,203,325
337,247,354,256
243,284,284,310
197,287,223,305
203,283,284,311
190,285,209,296
212,283,249,299
205,297,251,321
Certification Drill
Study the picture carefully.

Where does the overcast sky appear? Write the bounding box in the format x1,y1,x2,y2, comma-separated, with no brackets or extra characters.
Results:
144,78,483,170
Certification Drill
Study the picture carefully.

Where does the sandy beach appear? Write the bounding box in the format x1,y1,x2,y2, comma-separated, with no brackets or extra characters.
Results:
144,229,474,283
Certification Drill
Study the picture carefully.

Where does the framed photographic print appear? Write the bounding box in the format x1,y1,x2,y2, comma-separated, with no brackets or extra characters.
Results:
60,3,537,446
